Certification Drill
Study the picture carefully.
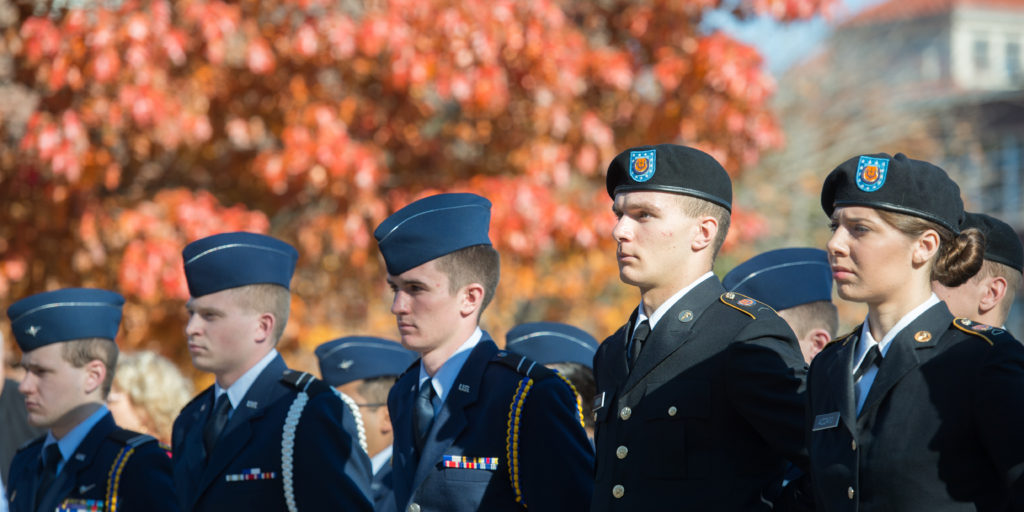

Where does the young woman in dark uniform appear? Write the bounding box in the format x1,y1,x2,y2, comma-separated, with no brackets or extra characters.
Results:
807,152,1024,512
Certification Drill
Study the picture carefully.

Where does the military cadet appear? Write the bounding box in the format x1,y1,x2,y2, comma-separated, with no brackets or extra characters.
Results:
171,232,373,512
505,322,598,439
375,193,594,512
809,153,1024,510
593,144,808,511
933,211,1023,328
724,248,838,363
315,336,417,512
6,288,177,512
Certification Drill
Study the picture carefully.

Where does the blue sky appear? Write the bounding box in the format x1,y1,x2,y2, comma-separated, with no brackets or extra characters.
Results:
706,0,888,74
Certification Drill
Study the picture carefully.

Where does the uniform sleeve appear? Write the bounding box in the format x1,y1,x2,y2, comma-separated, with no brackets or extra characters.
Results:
292,391,374,512
724,319,809,471
518,375,595,512
117,442,180,512
974,339,1024,508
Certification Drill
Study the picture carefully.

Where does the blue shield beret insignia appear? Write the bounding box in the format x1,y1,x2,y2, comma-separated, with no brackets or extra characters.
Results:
855,155,888,192
629,150,656,183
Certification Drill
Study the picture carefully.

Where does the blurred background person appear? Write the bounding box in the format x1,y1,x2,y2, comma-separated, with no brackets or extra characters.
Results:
505,322,598,439
316,336,417,512
1,331,42,488
933,212,1024,329
724,247,838,363
107,350,194,446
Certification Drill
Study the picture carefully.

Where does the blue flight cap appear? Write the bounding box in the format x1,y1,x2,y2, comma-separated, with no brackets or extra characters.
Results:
7,288,125,352
505,322,598,369
182,232,298,298
723,248,833,312
374,193,492,275
315,336,419,387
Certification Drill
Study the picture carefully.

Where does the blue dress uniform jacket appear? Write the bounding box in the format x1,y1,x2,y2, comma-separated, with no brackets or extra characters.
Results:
171,353,373,512
389,336,594,512
592,277,808,511
7,412,176,512
807,302,1024,511
373,460,396,512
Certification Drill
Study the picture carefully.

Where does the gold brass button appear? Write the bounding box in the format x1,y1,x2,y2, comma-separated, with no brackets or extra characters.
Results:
619,407,632,420
616,446,628,459
851,439,857,450
612,485,625,498
667,406,678,416
914,331,932,343
848,487,855,499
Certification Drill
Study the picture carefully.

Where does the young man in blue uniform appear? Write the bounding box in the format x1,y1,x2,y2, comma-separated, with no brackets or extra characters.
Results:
724,247,838,363
6,288,177,512
375,193,594,512
592,144,808,511
171,232,373,512
933,211,1024,328
316,336,418,512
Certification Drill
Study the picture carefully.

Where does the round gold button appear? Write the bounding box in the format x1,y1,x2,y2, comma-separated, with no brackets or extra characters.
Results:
612,485,625,499
619,407,632,420
616,446,628,459
848,487,855,499
914,331,932,343
851,440,857,450
667,406,678,416
408,504,421,512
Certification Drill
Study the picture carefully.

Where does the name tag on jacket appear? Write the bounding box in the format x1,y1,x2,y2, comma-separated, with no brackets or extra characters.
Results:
812,412,841,431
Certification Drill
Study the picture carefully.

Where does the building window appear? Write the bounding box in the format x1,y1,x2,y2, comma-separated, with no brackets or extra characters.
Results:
1008,41,1022,82
974,36,990,71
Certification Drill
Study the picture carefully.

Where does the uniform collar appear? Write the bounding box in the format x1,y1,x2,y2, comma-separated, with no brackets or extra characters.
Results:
636,271,715,332
418,327,483,405
371,444,393,475
214,348,279,409
44,405,110,474
855,293,940,365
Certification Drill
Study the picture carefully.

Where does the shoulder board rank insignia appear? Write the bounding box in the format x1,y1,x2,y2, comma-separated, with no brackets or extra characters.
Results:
280,370,332,398
492,351,555,381
108,429,158,448
952,318,1013,346
827,327,859,348
720,292,774,319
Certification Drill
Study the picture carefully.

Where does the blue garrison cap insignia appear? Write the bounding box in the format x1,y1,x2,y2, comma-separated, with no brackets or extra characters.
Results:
629,150,656,182
855,156,888,192
7,288,124,351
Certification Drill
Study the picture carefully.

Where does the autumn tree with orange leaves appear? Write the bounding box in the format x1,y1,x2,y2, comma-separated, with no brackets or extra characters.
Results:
0,0,832,379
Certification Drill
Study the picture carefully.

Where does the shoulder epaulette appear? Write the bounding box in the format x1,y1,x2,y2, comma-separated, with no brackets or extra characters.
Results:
280,370,332,398
827,327,859,348
720,292,775,319
492,350,556,381
952,318,1016,346
108,428,157,448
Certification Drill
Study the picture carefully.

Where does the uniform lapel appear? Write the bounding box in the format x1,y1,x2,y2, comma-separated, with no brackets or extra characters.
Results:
178,386,214,503
623,278,722,392
389,368,419,509
603,312,635,391
410,339,493,493
822,331,859,433
192,355,288,509
37,412,115,512
859,303,950,420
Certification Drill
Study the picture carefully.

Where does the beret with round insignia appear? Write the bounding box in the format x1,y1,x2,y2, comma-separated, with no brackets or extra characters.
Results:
606,144,732,211
963,212,1023,273
821,152,964,234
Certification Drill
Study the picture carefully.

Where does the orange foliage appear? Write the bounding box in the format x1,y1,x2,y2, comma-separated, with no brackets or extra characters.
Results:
0,0,831,377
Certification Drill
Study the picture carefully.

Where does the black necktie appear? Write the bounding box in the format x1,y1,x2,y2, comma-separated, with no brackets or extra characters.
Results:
854,344,882,382
35,443,62,509
629,320,651,370
203,393,232,455
414,379,436,453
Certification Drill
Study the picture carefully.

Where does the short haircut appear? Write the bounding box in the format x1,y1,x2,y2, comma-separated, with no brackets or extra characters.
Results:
977,260,1023,320
778,300,839,340
676,195,731,259
434,244,501,313
356,375,398,408
547,362,596,431
113,350,194,442
61,338,119,398
228,283,291,344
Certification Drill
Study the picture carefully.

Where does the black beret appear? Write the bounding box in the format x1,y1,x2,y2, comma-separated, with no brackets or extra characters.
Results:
821,152,964,234
606,144,732,211
963,212,1023,273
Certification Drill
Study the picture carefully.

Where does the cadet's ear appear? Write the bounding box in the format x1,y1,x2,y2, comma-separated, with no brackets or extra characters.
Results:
979,276,1008,313
82,359,107,397
691,215,719,252
459,283,485,318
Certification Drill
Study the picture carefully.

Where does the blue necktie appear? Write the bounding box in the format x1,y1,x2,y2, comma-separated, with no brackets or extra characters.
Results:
35,443,62,509
414,379,436,452
203,393,232,455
